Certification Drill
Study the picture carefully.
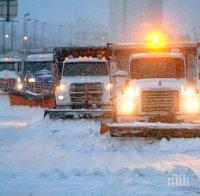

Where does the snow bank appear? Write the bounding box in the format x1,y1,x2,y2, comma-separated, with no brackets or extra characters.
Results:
26,118,200,154
0,105,44,129
0,166,199,195
0,95,10,109
0,99,200,195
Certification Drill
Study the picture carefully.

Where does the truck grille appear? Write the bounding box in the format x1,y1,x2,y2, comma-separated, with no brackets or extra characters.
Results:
70,83,103,103
142,90,179,113
0,78,16,90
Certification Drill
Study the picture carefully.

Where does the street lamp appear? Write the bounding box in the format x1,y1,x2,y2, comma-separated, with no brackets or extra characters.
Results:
34,20,39,47
5,34,9,39
23,36,28,41
23,13,31,49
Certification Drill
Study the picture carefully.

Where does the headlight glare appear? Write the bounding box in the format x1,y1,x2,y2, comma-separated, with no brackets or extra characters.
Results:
58,95,64,100
117,98,136,115
124,86,140,98
16,83,23,90
105,82,112,90
16,76,21,83
28,77,36,83
122,100,135,115
56,84,65,91
183,97,200,113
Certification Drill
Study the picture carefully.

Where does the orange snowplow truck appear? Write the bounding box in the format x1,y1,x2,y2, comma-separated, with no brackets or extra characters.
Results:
101,42,200,138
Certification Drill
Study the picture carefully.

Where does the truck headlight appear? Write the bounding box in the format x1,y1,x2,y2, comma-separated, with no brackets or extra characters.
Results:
56,84,65,91
16,76,21,83
183,97,200,113
16,83,23,90
117,98,136,115
124,86,140,98
28,77,36,83
105,82,112,90
122,99,135,115
58,95,64,100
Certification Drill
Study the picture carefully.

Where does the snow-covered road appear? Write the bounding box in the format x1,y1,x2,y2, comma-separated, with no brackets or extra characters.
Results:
0,95,200,195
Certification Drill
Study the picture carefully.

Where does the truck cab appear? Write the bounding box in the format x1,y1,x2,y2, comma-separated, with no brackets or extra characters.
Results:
0,56,20,92
110,43,200,123
17,53,54,99
55,57,111,109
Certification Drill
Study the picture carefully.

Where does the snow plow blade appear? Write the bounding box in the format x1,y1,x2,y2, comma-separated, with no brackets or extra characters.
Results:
9,94,55,109
101,122,200,138
44,108,111,119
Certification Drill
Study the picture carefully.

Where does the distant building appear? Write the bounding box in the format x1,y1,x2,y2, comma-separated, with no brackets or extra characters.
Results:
109,0,164,42
147,0,163,28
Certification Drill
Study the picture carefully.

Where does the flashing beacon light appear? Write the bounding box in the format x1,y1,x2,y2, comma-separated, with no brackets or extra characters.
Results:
145,30,167,49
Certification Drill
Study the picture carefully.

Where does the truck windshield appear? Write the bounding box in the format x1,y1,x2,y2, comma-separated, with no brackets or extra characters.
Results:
0,62,17,71
63,62,108,76
130,58,185,79
24,61,52,73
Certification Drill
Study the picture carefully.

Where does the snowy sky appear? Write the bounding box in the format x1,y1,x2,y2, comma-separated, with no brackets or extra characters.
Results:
17,0,109,25
17,0,200,32
164,0,200,34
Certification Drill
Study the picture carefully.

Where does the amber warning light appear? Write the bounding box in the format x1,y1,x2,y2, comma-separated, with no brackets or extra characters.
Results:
145,30,167,49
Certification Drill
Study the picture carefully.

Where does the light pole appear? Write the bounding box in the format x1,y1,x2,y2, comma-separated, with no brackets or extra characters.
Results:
11,20,14,51
33,20,39,48
23,13,30,49
11,19,19,51
25,18,31,49
2,20,6,53
59,25,63,46
42,22,46,48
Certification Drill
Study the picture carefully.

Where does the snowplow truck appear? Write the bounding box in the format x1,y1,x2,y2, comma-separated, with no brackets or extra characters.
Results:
10,50,55,108
0,56,20,93
101,42,200,138
45,46,111,118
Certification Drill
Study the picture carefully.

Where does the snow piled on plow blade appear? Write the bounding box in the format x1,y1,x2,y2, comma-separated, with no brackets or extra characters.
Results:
106,122,200,138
